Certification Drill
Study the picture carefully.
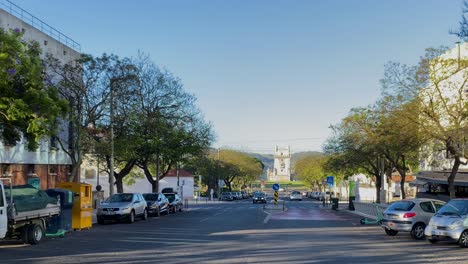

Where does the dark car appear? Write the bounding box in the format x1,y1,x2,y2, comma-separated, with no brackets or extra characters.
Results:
253,192,267,204
161,188,176,194
165,193,183,213
143,193,170,216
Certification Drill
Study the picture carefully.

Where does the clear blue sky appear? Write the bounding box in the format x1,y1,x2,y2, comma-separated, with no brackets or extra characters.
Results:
10,0,463,153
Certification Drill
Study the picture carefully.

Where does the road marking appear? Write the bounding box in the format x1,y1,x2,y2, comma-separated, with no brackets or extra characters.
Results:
263,211,272,224
214,212,223,216
200,217,210,222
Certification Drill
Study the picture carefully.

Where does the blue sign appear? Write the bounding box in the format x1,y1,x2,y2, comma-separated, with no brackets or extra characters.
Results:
272,183,280,191
326,176,334,188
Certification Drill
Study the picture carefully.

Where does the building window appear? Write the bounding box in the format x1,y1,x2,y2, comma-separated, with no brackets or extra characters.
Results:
44,40,48,46
63,50,67,56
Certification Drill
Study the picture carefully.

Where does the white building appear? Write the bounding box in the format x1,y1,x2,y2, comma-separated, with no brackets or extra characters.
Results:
81,167,195,199
267,146,291,182
0,1,80,189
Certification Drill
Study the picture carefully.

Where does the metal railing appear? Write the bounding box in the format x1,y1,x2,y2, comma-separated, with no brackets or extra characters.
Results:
353,201,388,220
0,0,81,51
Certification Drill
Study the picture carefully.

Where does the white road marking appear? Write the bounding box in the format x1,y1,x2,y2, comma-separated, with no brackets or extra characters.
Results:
263,211,272,224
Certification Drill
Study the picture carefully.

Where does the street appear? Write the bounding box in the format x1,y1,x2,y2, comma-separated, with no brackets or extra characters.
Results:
0,196,467,264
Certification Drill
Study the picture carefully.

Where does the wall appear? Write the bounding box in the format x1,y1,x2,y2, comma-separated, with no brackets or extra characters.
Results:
0,7,80,185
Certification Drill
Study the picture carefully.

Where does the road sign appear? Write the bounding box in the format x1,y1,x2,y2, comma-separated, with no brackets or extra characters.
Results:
272,183,280,191
326,176,334,188
274,191,279,205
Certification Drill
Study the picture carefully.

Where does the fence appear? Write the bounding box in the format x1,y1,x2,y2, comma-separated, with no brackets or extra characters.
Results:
353,201,388,220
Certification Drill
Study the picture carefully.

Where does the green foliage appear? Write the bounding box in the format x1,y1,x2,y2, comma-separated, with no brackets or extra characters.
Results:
0,28,67,149
294,155,327,187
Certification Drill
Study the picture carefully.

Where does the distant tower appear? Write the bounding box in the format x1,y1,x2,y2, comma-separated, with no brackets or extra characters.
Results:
268,145,291,182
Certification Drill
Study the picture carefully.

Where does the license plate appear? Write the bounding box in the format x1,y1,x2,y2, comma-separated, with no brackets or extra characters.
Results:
106,211,115,215
433,230,444,236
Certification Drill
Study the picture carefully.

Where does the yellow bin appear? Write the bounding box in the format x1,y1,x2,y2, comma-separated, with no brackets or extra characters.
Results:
56,182,93,230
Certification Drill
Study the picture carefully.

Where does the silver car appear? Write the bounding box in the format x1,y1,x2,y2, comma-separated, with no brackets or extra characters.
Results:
424,199,468,247
290,190,302,201
97,193,148,224
381,198,445,240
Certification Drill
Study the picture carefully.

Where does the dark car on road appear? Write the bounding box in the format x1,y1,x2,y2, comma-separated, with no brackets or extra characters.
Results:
253,192,267,204
165,193,183,213
143,193,170,216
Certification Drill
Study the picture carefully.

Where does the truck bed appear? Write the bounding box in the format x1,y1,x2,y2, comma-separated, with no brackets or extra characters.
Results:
8,203,60,222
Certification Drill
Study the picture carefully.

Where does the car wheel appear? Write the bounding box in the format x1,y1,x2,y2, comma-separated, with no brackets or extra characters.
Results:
458,230,468,248
97,216,105,225
128,210,135,223
142,209,148,220
410,223,425,240
27,224,44,245
384,228,398,236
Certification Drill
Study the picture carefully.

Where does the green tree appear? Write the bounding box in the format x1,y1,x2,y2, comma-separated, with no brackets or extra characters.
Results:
294,155,326,190
381,47,468,199
0,28,67,150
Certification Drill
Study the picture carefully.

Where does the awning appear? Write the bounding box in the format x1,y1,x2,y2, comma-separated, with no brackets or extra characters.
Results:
416,171,468,187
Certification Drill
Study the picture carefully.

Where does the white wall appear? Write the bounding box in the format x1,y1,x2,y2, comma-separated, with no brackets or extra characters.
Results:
0,7,80,165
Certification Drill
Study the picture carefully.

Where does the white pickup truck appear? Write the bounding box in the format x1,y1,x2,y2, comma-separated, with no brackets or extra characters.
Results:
0,179,60,244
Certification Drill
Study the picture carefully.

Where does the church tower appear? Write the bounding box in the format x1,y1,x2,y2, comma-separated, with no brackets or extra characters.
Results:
268,145,291,182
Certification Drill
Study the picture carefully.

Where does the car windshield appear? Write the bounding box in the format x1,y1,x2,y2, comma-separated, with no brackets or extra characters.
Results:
143,193,158,201
108,194,133,203
437,200,468,216
387,201,415,211
165,193,176,202
254,193,265,197
292,191,300,195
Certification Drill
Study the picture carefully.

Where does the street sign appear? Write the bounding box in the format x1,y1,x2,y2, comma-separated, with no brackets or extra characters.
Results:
326,176,334,188
272,183,280,191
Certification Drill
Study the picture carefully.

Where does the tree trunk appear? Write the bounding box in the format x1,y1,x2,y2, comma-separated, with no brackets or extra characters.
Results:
448,157,461,199
400,155,406,199
115,177,124,193
152,182,158,193
375,173,381,204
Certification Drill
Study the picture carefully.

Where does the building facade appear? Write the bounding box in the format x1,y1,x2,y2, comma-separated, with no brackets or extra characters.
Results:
267,146,291,182
0,1,80,189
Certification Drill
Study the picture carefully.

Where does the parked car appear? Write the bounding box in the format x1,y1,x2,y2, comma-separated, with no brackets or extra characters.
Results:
142,193,170,216
241,191,248,199
290,190,302,201
161,188,176,194
165,193,183,213
425,199,468,247
221,192,234,201
312,191,321,199
97,193,148,224
253,192,267,204
232,192,242,200
381,198,445,240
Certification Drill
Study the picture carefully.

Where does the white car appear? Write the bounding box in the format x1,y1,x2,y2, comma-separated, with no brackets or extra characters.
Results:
290,191,302,201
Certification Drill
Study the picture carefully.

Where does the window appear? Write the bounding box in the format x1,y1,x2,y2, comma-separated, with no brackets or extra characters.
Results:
433,201,445,212
44,40,48,46
0,187,4,207
420,202,435,213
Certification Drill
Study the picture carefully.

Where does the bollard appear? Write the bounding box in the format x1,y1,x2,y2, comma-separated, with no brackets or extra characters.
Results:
184,199,189,209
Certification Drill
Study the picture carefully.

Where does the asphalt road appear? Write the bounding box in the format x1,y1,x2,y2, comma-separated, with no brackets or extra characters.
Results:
1,196,467,264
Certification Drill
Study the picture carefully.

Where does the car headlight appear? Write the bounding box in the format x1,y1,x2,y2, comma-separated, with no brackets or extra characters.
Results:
449,220,464,230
